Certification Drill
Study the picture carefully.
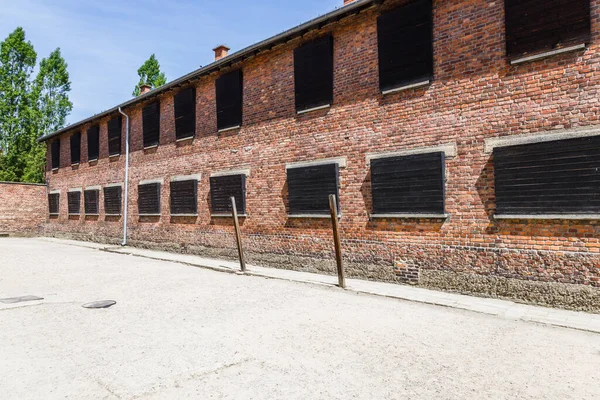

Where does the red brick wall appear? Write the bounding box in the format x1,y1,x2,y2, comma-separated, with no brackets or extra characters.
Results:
44,0,600,288
0,182,47,233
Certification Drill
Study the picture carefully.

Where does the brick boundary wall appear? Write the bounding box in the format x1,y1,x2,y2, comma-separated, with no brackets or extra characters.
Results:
0,182,47,234
41,0,600,312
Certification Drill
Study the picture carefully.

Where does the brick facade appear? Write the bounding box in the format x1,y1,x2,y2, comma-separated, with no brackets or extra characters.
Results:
42,0,600,310
0,182,47,234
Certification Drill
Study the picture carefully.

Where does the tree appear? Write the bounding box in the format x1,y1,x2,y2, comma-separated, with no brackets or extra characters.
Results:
0,27,37,181
132,54,167,96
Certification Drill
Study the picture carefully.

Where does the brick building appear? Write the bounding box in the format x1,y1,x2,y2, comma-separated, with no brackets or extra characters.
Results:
38,0,600,310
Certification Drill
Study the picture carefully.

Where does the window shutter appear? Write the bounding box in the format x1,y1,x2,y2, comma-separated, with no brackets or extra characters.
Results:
87,125,100,160
371,152,445,214
104,186,122,215
505,0,591,59
138,183,161,215
142,102,160,147
209,174,246,214
216,70,243,131
108,116,122,156
174,87,196,139
287,163,339,215
494,136,600,215
48,193,60,215
293,35,334,112
84,189,100,215
70,132,81,165
51,139,60,169
170,180,198,215
377,0,433,92
68,191,81,214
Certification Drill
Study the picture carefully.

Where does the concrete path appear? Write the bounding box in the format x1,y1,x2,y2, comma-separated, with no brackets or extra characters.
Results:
40,237,600,334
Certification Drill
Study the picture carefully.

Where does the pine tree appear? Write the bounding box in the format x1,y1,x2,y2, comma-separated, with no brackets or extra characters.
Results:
132,54,167,96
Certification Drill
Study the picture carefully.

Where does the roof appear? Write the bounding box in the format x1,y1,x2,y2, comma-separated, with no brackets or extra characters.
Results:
38,0,380,143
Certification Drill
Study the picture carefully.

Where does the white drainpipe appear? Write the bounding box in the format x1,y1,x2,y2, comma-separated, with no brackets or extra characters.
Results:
118,107,130,246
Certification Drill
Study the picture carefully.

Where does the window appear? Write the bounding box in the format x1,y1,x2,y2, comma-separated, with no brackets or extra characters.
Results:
170,179,198,215
68,191,81,215
209,174,246,215
377,0,433,93
108,116,122,156
174,87,196,139
293,35,334,113
142,102,160,148
51,139,60,170
138,182,161,215
494,135,600,215
104,186,122,215
505,0,591,60
70,132,81,165
84,189,100,215
87,125,100,161
287,163,339,215
48,193,59,215
370,152,445,215
215,70,243,131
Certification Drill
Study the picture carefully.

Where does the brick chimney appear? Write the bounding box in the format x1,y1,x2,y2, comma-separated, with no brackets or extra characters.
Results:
343,0,356,4
213,45,230,61
140,84,152,95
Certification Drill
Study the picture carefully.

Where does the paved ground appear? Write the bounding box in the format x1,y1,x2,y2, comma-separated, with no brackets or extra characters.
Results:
1,238,600,399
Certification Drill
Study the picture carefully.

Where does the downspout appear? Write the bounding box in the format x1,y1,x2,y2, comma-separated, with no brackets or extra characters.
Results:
118,107,130,246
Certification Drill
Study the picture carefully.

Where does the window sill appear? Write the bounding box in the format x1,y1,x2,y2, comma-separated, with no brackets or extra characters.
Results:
171,213,199,217
109,154,120,158
139,213,161,217
370,213,449,219
494,214,600,221
143,145,158,150
49,213,59,216
211,213,247,218
105,214,121,217
88,159,98,163
71,163,80,167
510,43,586,65
382,80,430,95
218,125,241,133
288,213,337,219
176,136,195,142
85,214,99,216
52,168,59,171
296,104,330,115
68,213,81,216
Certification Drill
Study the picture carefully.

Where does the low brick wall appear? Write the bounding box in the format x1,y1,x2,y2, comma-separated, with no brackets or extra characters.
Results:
0,182,47,234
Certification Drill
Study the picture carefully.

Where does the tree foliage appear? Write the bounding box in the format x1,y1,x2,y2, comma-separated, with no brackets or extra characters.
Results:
132,54,167,96
0,27,72,183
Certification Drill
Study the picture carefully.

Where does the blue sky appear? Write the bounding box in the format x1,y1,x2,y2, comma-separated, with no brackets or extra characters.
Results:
0,0,341,124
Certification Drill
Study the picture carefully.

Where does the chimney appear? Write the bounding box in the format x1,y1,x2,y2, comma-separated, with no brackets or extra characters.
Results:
140,84,152,95
343,0,356,4
213,45,230,61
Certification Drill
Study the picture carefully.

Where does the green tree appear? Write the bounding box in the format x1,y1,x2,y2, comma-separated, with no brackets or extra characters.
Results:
132,54,167,96
0,27,37,181
22,48,73,182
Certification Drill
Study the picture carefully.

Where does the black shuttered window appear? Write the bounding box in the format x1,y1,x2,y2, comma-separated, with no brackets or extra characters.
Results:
293,35,334,112
84,189,100,215
216,71,243,131
174,87,196,139
494,136,600,215
505,0,591,60
70,132,81,165
377,0,433,92
51,140,60,170
68,191,81,215
87,125,100,161
48,193,59,215
287,163,340,215
108,116,122,156
170,180,198,215
371,152,445,215
210,174,246,215
142,102,160,148
104,186,122,215
138,183,161,215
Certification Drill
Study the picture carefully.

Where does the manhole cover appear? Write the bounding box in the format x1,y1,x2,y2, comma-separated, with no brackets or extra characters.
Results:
82,300,116,309
0,295,43,304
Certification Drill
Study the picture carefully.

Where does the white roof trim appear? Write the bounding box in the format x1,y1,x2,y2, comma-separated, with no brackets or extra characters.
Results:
485,126,600,153
366,143,456,164
170,174,201,182
139,178,164,185
210,169,250,178
286,156,347,170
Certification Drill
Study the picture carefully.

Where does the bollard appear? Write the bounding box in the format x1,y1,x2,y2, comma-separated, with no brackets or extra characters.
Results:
329,194,346,289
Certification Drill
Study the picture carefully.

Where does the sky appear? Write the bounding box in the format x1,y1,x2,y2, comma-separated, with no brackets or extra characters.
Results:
0,0,341,124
